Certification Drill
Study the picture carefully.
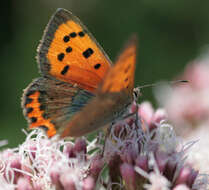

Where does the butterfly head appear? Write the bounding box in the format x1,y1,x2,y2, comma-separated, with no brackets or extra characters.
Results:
133,87,141,102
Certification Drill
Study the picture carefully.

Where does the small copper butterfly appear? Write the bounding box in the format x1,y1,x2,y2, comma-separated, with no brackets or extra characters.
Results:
22,8,138,138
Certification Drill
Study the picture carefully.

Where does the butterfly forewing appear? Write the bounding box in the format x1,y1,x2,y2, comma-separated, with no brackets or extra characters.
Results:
38,8,112,92
100,35,137,95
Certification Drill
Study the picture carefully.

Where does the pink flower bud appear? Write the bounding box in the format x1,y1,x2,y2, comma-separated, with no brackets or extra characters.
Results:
29,145,37,160
74,138,87,154
89,155,104,179
153,108,167,123
164,159,177,182
138,102,154,125
173,184,190,190
135,155,149,172
82,177,95,190
175,166,198,188
121,147,137,165
32,180,43,190
50,166,61,185
17,177,33,190
63,143,75,158
154,151,168,173
10,155,22,183
120,163,136,190
60,171,76,190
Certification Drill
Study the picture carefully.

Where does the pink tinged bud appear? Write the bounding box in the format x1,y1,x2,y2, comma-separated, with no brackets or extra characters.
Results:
10,155,22,183
187,169,198,188
130,102,138,113
120,163,136,190
154,151,169,173
175,166,198,188
112,123,124,137
108,155,121,178
63,143,75,158
82,177,95,190
60,172,76,190
175,167,190,186
17,177,33,190
21,161,33,181
163,159,177,182
90,155,104,179
173,184,190,190
135,155,149,172
152,109,167,123
50,166,61,187
74,138,87,154
32,181,43,190
121,148,137,165
29,145,37,159
10,156,21,170
138,102,154,125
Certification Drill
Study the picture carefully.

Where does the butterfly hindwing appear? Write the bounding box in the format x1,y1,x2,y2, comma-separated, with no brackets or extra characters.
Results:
38,8,112,92
22,77,94,137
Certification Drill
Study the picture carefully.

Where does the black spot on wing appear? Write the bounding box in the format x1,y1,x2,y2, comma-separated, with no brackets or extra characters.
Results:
70,32,77,38
39,104,46,111
61,65,70,75
83,48,94,59
30,117,37,123
25,97,33,105
26,90,36,97
78,31,85,37
66,46,72,53
124,64,131,73
94,63,101,69
39,125,49,132
63,35,70,42
57,53,65,61
42,113,49,119
26,107,33,114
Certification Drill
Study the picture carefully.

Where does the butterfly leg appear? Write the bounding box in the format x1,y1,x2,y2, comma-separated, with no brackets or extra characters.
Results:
101,122,114,157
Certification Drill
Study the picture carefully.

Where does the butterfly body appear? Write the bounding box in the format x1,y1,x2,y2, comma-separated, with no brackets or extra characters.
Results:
62,91,132,137
22,8,137,138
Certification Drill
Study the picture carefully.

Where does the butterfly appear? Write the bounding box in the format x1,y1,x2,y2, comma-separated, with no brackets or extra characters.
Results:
21,8,138,138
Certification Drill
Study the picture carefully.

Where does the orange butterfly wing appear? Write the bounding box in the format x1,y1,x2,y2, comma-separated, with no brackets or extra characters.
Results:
100,35,137,94
38,8,112,92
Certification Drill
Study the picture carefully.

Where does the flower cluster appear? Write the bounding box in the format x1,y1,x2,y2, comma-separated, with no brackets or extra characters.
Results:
0,130,103,190
0,101,208,190
153,53,209,189
155,58,209,134
103,103,206,190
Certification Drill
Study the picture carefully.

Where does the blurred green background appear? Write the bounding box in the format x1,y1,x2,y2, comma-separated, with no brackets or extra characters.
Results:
1,0,209,147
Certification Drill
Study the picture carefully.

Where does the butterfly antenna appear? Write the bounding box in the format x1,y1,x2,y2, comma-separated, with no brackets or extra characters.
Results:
137,80,188,89
133,80,188,101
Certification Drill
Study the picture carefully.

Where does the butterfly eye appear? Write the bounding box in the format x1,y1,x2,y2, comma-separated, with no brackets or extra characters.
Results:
133,87,141,101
